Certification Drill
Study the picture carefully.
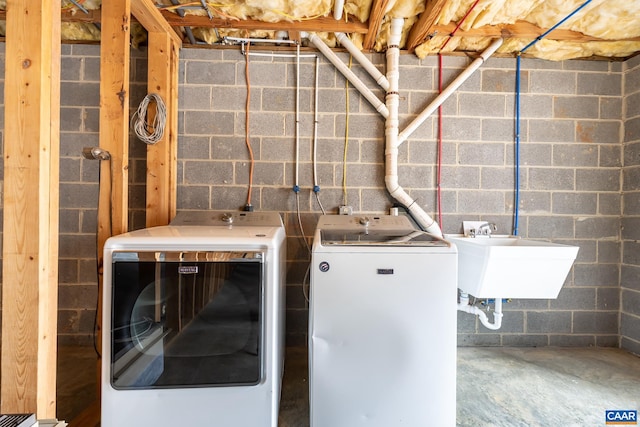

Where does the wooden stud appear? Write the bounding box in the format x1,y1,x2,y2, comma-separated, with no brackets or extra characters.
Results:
95,0,131,419
132,0,182,46
146,32,180,227
1,0,61,418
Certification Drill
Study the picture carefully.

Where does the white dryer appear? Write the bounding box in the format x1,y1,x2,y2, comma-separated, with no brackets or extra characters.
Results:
102,211,286,427
309,214,457,427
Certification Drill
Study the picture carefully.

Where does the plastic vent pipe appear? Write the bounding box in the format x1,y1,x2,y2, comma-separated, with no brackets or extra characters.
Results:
397,38,504,145
335,32,390,91
305,32,389,118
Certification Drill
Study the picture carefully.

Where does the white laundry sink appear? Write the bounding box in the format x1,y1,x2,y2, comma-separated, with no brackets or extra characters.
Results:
446,235,579,299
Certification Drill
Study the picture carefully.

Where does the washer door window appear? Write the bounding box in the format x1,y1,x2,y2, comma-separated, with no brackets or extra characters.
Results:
110,251,264,389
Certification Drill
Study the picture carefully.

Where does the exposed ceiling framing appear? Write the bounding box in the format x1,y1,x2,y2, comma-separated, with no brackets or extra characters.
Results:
1,0,639,61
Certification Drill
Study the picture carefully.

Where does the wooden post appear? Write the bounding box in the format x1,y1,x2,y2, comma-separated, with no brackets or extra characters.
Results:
146,32,180,227
94,0,131,421
1,0,61,419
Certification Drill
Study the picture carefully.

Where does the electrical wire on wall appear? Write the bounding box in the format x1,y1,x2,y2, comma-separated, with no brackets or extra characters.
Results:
436,0,481,229
512,0,593,235
244,40,255,211
342,55,353,207
131,93,167,145
312,56,326,215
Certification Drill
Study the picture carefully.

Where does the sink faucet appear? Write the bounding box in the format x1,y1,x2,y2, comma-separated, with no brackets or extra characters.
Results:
470,222,497,237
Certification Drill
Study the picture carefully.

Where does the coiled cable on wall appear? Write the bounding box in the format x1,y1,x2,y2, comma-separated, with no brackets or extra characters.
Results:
131,93,167,145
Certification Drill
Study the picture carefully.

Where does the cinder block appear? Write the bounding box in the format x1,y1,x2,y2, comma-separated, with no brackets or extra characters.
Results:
459,93,507,117
60,183,99,209
526,215,574,238
600,145,622,167
82,57,100,82
480,167,513,190
600,97,623,120
60,157,81,183
623,191,640,215
261,187,298,211
209,185,250,210
441,166,480,189
596,240,620,264
399,66,433,92
577,72,622,96
554,96,599,119
528,167,574,190
520,142,552,166
573,263,620,287
518,94,553,118
184,111,234,135
459,142,505,165
530,71,576,94
549,335,595,347
624,117,640,143
550,287,596,310
176,185,209,210
178,136,211,160
245,62,287,87
179,85,212,110
360,188,395,212
576,120,621,144
482,118,515,142
574,311,619,334
60,82,100,106
621,314,640,342
576,169,620,191
59,234,96,258
597,287,620,311
623,167,640,192
482,69,522,92
528,119,575,143
501,334,549,347
518,191,551,214
457,190,505,214
526,311,571,333
552,192,597,215
61,56,82,81
626,92,640,119
183,160,233,184
552,143,597,167
575,216,619,239
59,209,80,233
318,88,360,113
186,61,236,85
457,333,501,347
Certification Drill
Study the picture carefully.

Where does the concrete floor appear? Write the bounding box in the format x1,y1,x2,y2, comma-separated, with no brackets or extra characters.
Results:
57,346,640,426
279,346,640,427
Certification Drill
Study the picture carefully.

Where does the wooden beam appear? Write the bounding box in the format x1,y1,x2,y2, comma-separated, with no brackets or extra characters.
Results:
132,0,182,46
1,0,61,418
160,10,369,34
96,1,131,412
363,0,391,50
406,0,449,51
99,0,131,240
146,32,179,227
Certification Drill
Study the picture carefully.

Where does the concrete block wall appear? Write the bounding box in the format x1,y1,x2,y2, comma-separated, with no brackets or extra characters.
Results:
622,54,640,354
0,43,631,348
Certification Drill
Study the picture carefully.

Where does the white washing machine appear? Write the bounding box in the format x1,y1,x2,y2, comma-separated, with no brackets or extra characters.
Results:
309,214,457,427
101,211,286,427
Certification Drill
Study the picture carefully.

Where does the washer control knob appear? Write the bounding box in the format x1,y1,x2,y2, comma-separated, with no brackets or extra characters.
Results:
359,216,370,226
221,213,234,224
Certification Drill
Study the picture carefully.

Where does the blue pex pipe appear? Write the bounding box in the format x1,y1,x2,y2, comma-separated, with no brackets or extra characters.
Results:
513,0,593,235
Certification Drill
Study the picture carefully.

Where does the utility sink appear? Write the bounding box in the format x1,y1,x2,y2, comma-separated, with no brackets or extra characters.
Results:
446,235,579,299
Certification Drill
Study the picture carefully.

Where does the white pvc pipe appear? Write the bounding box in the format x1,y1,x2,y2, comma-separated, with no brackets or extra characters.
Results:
335,32,390,91
333,0,345,20
385,18,443,237
305,32,389,118
397,38,504,145
457,296,503,330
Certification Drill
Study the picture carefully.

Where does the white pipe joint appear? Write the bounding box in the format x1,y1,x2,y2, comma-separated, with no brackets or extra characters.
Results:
335,32,390,91
457,297,503,330
333,0,345,20
306,33,389,118
398,38,504,145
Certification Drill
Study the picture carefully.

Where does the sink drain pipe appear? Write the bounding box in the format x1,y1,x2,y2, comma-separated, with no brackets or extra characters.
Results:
458,293,504,330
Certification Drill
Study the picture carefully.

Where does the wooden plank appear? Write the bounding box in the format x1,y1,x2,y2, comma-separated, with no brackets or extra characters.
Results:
363,0,391,50
406,0,449,51
146,31,179,227
431,20,624,42
1,0,61,419
160,10,369,34
96,0,131,416
132,0,182,46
